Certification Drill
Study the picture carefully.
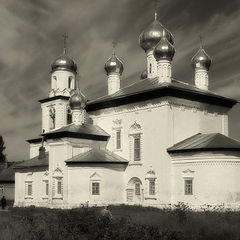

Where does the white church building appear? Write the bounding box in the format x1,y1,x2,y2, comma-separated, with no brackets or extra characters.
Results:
14,12,240,209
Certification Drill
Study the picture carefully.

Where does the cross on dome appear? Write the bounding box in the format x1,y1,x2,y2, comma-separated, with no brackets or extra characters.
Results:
62,33,68,54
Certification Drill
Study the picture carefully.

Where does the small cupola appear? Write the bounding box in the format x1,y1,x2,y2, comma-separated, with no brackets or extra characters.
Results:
153,29,175,84
104,42,123,95
153,29,175,62
69,78,87,125
192,38,212,90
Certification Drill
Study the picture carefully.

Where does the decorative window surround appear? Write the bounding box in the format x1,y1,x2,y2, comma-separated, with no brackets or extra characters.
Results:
90,172,101,196
145,168,157,200
53,167,63,200
25,173,33,199
129,121,143,165
182,169,194,196
112,119,123,151
42,171,49,199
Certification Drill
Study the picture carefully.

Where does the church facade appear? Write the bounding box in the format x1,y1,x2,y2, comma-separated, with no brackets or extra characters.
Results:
14,12,240,209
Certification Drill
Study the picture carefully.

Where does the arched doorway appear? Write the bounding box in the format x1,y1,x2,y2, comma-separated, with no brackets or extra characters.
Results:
126,177,143,205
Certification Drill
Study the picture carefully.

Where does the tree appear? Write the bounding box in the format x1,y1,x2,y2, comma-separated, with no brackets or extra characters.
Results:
0,136,6,162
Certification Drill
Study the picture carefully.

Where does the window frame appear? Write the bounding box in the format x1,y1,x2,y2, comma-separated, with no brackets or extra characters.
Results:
149,179,156,195
133,134,141,161
135,182,141,195
116,129,121,150
25,181,33,199
92,182,100,195
184,179,193,195
49,106,56,130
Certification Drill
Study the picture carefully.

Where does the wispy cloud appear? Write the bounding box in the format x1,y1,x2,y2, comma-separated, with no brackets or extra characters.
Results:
0,0,240,161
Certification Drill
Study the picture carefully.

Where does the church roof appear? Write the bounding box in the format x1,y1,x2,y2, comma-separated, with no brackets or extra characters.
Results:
86,78,237,111
14,152,49,169
167,133,240,153
65,148,128,164
41,124,109,141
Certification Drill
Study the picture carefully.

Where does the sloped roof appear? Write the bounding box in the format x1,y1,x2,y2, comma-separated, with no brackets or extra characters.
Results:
0,163,17,183
14,152,49,169
86,78,237,111
65,148,128,164
167,133,240,153
27,124,110,143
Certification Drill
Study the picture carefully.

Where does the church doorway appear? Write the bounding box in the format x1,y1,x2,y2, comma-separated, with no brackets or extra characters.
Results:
126,177,143,205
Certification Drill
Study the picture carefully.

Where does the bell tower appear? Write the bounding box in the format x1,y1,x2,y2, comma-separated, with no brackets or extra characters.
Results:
40,34,77,132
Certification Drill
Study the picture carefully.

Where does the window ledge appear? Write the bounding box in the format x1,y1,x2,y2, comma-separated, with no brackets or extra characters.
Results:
113,148,123,152
42,197,49,200
145,197,157,200
52,196,63,200
25,196,33,199
129,162,143,166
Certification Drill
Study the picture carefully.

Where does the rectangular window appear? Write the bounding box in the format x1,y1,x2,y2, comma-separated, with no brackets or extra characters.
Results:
57,181,62,195
0,185,4,195
28,183,32,196
92,182,100,195
116,129,121,149
134,134,141,161
46,181,49,196
184,179,193,195
135,183,140,195
149,180,155,195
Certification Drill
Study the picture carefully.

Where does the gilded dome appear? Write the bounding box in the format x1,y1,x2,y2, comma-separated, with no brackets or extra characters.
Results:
192,47,212,71
140,69,147,79
153,29,175,61
69,88,86,110
51,53,77,72
139,18,174,52
104,51,123,75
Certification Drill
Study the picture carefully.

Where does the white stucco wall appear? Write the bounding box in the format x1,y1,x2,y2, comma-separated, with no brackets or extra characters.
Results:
14,168,48,207
88,96,230,206
67,163,126,207
171,151,240,208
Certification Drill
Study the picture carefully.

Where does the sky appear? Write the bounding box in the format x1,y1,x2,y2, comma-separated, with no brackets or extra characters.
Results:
0,0,240,161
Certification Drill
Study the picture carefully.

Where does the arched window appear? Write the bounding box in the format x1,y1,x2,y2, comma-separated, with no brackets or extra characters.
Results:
68,76,73,89
126,177,143,204
25,173,33,199
49,107,55,130
67,107,72,124
53,167,63,199
129,122,143,163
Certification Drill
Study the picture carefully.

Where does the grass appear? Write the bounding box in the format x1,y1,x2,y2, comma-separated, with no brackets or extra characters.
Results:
0,203,240,239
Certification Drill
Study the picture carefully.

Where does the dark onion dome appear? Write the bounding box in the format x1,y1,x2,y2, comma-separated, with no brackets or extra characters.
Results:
104,50,123,75
139,15,174,52
51,53,77,72
69,88,86,110
140,69,147,79
192,46,212,71
153,29,175,61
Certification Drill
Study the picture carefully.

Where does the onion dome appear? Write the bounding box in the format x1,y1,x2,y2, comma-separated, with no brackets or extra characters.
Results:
69,88,86,110
192,46,212,71
140,69,147,79
51,53,77,72
153,29,175,61
104,48,123,75
139,13,174,52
